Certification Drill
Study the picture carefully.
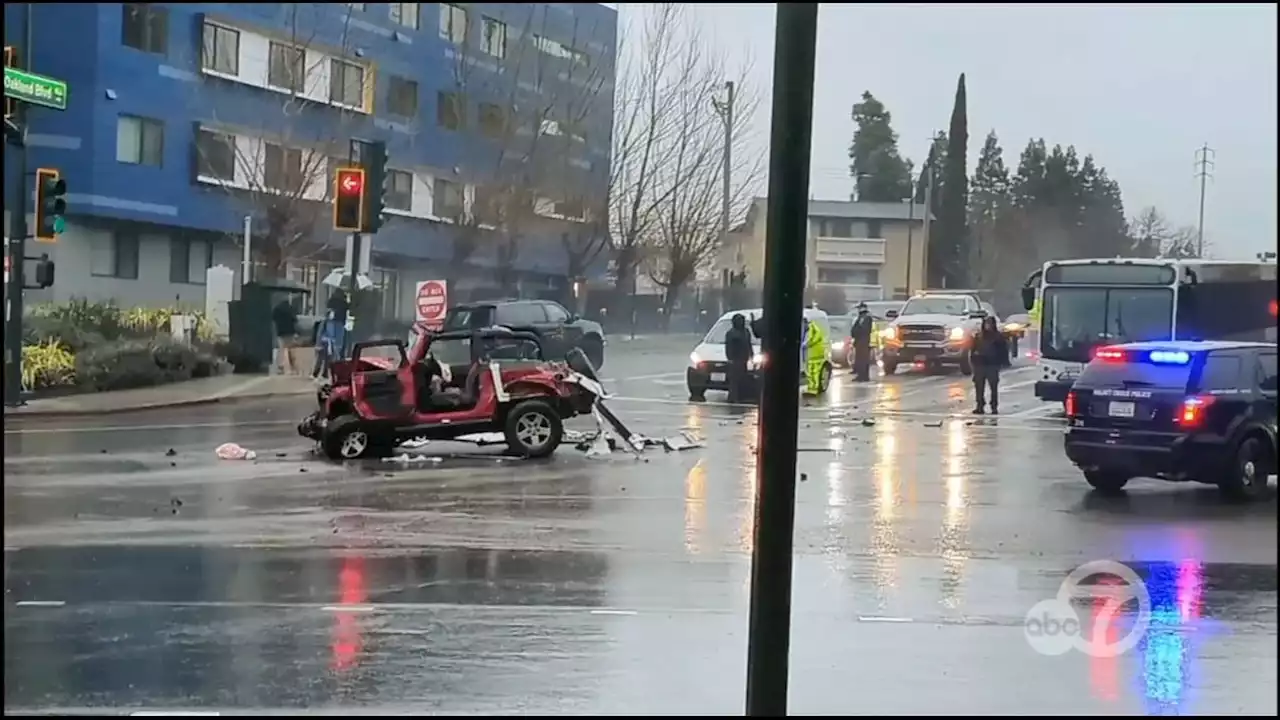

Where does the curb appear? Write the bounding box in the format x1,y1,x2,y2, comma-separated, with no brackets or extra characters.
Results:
3,388,315,420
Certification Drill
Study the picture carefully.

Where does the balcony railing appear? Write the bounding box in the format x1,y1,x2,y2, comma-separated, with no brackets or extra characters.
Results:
814,236,886,264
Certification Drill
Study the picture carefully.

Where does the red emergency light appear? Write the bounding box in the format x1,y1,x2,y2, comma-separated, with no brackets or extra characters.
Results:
1093,347,1126,362
1269,299,1277,317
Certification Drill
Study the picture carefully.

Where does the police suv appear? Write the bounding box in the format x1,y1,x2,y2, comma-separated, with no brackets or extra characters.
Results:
1063,340,1277,501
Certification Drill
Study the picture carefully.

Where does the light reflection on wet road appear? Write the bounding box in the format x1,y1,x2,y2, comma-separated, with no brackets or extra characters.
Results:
4,346,1276,715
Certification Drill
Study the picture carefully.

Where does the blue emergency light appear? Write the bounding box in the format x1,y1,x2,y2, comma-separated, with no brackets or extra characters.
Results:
1148,350,1191,365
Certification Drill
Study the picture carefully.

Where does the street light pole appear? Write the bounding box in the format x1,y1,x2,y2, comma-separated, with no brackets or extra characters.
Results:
745,3,818,717
4,2,34,406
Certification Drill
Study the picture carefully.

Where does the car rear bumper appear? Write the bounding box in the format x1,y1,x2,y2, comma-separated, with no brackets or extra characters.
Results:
1035,380,1072,402
1063,428,1226,479
688,365,757,391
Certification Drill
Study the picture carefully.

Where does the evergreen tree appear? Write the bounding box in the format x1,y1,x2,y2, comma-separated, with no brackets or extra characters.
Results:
848,91,915,202
968,130,1012,289
936,73,970,288
915,132,946,208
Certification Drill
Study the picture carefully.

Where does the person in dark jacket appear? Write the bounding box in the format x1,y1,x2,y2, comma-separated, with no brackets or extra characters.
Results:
969,315,1010,414
271,297,300,375
849,302,875,382
724,313,754,404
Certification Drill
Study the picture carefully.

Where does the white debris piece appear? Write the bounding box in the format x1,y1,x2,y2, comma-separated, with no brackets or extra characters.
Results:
215,442,257,461
400,438,431,449
455,432,505,446
659,430,705,452
386,453,443,464
584,435,613,458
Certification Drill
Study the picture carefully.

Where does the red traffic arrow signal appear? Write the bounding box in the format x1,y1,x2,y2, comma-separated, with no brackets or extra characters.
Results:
338,169,364,195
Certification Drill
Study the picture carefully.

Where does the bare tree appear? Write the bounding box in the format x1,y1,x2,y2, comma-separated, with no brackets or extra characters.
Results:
1162,225,1206,258
443,7,611,294
1127,206,1173,258
641,8,763,320
192,5,373,279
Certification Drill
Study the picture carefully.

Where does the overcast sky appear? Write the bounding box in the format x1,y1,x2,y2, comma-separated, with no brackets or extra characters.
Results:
617,3,1278,259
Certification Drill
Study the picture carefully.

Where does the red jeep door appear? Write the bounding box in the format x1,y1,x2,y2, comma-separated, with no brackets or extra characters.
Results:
350,340,417,419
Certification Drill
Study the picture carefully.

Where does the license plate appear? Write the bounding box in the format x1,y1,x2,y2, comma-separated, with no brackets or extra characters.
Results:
711,373,726,382
1108,401,1135,418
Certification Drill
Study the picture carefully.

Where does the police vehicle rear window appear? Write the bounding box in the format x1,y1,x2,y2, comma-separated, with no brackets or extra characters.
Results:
1075,351,1194,390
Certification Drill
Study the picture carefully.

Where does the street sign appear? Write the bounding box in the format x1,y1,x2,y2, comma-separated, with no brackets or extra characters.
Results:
4,66,67,111
415,280,448,329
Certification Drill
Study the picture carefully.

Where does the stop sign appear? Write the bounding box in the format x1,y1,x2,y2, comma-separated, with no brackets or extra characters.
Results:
415,280,448,328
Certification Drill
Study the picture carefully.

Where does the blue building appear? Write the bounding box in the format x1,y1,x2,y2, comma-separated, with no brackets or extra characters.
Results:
5,2,616,317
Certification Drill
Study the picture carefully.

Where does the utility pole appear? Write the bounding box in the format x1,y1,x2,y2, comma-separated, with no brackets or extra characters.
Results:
744,4,817,716
4,3,33,406
713,81,737,270
904,188,915,297
921,163,935,289
1194,143,1214,258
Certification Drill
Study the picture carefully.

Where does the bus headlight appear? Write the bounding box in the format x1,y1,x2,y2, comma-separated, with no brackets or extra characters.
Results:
949,326,966,341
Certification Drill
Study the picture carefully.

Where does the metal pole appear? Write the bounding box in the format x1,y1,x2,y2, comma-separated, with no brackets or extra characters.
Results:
745,4,818,716
723,81,736,269
1194,143,1214,258
241,215,252,285
4,2,33,406
921,164,933,289
904,191,915,297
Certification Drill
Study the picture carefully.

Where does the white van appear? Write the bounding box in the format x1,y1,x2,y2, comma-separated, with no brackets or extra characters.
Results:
685,307,833,401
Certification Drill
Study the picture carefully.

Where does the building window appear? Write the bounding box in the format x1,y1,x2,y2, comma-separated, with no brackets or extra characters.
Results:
865,219,883,238
200,23,239,75
121,3,168,55
555,197,585,220
268,41,305,93
433,179,464,219
195,128,236,181
531,34,569,59
480,17,506,58
437,91,464,130
478,103,506,139
91,231,140,280
385,170,414,212
117,115,164,167
329,59,365,108
390,2,421,30
817,265,880,286
438,3,467,43
387,76,419,118
170,237,213,284
264,142,303,193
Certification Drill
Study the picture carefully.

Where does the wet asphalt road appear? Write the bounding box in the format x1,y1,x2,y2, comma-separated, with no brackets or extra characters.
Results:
4,338,1277,715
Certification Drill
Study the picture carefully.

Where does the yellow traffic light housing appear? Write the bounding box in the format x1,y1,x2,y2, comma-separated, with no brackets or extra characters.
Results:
34,168,67,242
333,166,366,232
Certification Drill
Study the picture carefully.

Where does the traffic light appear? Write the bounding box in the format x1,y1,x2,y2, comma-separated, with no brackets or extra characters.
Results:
34,168,67,242
5,46,18,120
332,166,366,232
34,254,55,288
362,141,388,234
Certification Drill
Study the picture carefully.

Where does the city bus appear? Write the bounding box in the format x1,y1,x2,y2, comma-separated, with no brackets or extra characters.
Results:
1022,258,1278,403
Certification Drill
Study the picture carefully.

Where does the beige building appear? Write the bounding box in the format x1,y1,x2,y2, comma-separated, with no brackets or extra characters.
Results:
717,197,931,302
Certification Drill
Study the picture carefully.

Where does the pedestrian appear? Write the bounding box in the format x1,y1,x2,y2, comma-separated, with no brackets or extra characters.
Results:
327,288,350,358
271,296,300,375
969,315,1010,414
724,313,753,404
311,311,339,382
850,302,875,382
802,315,827,397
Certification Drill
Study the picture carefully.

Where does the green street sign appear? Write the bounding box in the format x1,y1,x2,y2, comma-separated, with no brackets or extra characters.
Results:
4,66,68,111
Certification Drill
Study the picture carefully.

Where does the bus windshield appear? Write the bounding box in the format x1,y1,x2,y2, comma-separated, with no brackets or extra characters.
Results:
1041,287,1173,362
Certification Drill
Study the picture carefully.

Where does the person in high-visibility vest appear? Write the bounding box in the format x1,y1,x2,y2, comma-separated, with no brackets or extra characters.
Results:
1028,297,1042,330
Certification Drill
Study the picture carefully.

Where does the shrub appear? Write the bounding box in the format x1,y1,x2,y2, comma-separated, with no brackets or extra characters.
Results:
21,340,76,390
27,299,220,350
75,337,224,392
23,315,106,354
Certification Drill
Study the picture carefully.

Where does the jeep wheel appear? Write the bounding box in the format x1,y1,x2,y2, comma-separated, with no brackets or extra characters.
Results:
1084,470,1130,495
504,399,564,458
581,335,605,371
322,415,377,461
1218,436,1271,502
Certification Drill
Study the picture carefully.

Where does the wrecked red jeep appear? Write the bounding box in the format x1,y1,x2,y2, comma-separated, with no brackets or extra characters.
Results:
299,327,604,461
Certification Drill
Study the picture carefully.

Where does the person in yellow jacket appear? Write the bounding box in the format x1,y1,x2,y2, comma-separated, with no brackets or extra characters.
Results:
802,316,828,396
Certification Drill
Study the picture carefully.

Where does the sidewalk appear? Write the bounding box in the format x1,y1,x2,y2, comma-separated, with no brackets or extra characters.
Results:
4,373,318,418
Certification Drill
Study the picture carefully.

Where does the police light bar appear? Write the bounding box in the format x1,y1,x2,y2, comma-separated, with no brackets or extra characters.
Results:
1094,347,1126,361
1148,350,1190,365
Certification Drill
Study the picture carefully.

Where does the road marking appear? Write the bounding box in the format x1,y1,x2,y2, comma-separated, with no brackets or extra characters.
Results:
1004,403,1061,419
858,615,914,623
15,600,65,607
131,713,221,717
321,604,376,613
604,371,687,383
4,419,296,435
590,609,639,616
1001,377,1039,391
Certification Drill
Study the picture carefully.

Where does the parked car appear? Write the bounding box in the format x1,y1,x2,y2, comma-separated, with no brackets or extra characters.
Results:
443,299,607,370
686,307,834,401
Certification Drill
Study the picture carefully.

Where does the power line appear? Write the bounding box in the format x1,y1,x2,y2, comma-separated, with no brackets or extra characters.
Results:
1194,143,1215,257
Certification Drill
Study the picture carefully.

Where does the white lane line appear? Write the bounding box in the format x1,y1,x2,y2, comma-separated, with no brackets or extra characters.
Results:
858,615,914,623
590,609,639,616
1001,377,1040,391
15,600,66,607
320,604,376,613
1004,403,1061,419
131,713,222,717
5,419,296,435
603,371,687,383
